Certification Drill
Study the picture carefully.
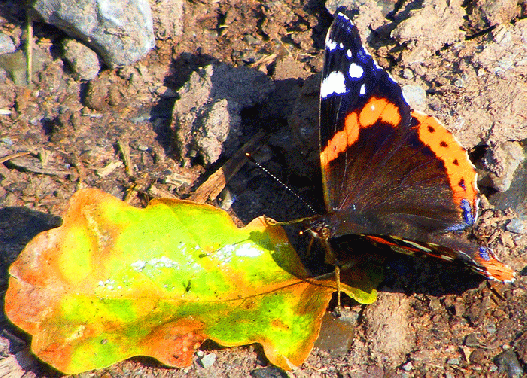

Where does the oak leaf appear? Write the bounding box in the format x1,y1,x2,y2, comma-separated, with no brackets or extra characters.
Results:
5,189,379,373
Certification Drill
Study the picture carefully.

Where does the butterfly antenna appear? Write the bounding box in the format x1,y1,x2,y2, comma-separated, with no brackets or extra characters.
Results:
245,153,317,215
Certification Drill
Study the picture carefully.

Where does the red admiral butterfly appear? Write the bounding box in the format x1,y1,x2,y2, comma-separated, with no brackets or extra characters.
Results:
303,7,515,283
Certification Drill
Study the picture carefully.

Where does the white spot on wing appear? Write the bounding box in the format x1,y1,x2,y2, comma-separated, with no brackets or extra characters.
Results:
338,11,351,22
359,84,366,95
320,71,346,98
348,63,363,79
325,37,338,51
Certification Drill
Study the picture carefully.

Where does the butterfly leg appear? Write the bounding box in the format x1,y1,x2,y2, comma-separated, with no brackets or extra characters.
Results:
334,263,342,316
321,237,342,316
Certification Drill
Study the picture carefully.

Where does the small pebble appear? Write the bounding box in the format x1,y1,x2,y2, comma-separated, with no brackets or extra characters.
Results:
470,348,486,364
495,349,523,377
251,366,289,378
464,333,482,348
507,217,527,234
401,85,426,110
62,39,100,81
198,352,216,368
454,78,465,88
485,323,497,334
0,33,16,54
219,189,236,211
1,137,13,145
402,68,414,79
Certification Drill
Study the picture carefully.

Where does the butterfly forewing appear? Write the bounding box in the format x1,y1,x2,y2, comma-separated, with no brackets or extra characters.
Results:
319,7,477,234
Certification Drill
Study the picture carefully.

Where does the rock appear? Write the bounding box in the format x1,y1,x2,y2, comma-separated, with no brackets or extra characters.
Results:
469,348,487,365
506,217,527,234
363,293,415,368
391,0,466,63
194,98,242,165
488,154,527,217
314,312,355,357
171,63,274,165
495,349,523,377
84,77,109,111
62,39,100,80
250,366,288,378
464,333,483,348
402,85,427,111
32,0,155,67
401,361,413,371
0,50,26,85
471,0,519,28
481,141,525,192
197,352,216,368
326,0,386,41
0,33,16,55
151,0,184,39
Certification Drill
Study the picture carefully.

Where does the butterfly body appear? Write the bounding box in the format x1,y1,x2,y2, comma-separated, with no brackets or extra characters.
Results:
304,7,514,283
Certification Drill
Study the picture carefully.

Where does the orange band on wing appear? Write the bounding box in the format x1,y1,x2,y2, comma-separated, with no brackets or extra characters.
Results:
412,112,478,209
359,97,401,127
321,97,402,168
365,235,421,251
474,254,515,282
320,112,359,167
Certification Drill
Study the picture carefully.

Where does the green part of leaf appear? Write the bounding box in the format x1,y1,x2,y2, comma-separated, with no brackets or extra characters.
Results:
341,260,383,305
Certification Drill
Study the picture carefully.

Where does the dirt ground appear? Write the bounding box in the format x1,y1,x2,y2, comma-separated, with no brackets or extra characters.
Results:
1,0,527,377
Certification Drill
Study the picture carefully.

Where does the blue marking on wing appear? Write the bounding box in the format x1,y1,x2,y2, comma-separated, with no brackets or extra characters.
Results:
460,198,475,225
478,246,491,262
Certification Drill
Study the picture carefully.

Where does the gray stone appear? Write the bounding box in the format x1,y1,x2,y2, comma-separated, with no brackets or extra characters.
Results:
495,349,523,377
32,0,155,67
506,217,527,234
488,150,527,216
198,352,216,368
0,33,16,55
62,39,100,80
0,50,27,86
402,85,427,111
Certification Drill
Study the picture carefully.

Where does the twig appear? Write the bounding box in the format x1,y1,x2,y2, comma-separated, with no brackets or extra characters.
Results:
189,130,267,203
117,138,133,176
26,7,33,88
0,151,31,164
